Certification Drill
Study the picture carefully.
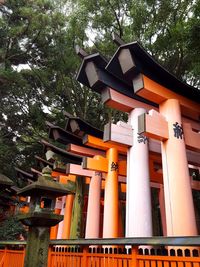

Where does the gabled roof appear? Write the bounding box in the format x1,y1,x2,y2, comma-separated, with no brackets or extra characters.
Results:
64,112,104,138
46,121,83,145
76,52,157,107
40,139,82,165
106,41,200,103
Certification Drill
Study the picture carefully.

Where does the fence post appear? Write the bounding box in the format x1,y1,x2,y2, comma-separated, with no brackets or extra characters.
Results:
4,246,8,267
82,245,89,267
22,246,26,265
47,245,52,267
131,246,138,267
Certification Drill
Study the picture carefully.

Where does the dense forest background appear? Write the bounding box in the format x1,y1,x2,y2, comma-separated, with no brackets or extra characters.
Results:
0,0,199,181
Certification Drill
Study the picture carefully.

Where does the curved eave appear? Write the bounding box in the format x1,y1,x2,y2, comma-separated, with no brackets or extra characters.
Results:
77,52,158,108
65,117,104,139
107,41,200,104
76,53,107,90
40,139,82,165
46,121,83,145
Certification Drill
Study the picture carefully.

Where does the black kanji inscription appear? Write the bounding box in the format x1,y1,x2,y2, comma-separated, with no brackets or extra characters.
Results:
173,122,183,139
137,133,148,144
111,162,118,171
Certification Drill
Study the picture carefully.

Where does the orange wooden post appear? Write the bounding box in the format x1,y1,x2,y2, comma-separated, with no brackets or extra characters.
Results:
83,136,127,238
82,246,89,267
103,148,119,238
47,246,52,267
62,194,74,239
131,246,138,267
160,99,197,236
50,208,61,239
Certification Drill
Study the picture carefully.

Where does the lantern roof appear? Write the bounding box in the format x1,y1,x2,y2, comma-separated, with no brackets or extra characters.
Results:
17,166,71,198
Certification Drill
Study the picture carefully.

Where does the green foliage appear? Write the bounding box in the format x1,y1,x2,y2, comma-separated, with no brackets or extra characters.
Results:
0,0,110,181
74,0,200,85
0,215,27,240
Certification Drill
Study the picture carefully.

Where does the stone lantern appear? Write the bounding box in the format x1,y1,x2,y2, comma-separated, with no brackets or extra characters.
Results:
17,166,71,267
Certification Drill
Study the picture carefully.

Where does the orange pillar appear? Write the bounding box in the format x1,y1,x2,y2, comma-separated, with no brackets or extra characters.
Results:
103,148,119,238
85,171,102,238
62,194,74,239
50,208,61,239
160,99,197,236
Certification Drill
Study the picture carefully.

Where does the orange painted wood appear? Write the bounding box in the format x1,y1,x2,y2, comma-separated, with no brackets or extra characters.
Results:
66,163,126,183
83,135,127,154
151,260,157,267
118,160,127,176
183,123,200,152
102,87,200,131
137,75,200,120
182,117,200,132
62,195,74,239
177,262,184,267
50,208,61,239
103,148,119,238
46,247,200,267
66,143,105,157
59,174,76,183
102,87,155,112
149,159,163,184
163,260,170,267
66,163,94,177
51,171,76,181
83,156,108,173
83,156,126,176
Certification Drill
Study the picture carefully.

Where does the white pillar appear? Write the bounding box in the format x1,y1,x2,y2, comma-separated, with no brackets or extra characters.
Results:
85,171,102,238
126,108,153,237
56,196,66,239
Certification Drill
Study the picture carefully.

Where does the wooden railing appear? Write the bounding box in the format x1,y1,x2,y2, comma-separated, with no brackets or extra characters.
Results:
0,237,200,267
0,241,25,267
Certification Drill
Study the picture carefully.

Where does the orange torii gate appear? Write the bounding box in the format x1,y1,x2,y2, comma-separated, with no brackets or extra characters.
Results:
138,109,200,236
77,37,200,238
82,134,127,238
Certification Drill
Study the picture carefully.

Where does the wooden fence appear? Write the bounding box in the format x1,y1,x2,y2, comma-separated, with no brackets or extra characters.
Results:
0,237,200,267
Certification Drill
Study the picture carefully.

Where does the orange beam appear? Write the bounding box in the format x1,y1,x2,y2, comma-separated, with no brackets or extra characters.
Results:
134,75,200,120
83,156,126,176
83,156,108,173
83,135,127,154
101,87,155,112
66,143,105,157
102,87,200,131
